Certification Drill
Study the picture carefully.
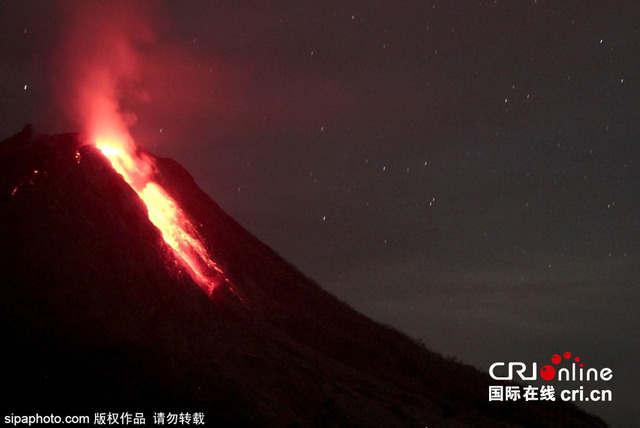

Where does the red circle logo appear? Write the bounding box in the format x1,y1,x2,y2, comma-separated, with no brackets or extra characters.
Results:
540,365,556,381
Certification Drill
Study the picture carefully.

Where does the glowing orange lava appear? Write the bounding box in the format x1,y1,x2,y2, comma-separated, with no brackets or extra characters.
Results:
95,137,222,295
56,0,227,295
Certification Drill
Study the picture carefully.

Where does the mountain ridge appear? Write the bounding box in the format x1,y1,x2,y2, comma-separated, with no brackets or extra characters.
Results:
0,126,607,427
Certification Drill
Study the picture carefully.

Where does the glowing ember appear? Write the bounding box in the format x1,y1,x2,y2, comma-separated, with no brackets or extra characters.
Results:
95,138,222,294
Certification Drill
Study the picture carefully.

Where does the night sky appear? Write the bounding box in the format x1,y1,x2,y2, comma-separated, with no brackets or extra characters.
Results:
1,1,638,425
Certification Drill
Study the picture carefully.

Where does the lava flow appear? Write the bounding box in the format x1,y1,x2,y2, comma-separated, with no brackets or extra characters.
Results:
54,1,228,295
94,135,223,295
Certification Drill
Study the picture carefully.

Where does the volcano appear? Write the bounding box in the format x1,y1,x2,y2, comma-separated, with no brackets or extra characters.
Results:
0,126,607,427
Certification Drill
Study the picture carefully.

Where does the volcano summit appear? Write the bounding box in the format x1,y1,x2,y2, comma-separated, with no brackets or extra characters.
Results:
0,127,607,427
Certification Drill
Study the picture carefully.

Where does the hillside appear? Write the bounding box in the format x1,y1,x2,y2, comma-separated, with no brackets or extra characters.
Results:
0,126,607,427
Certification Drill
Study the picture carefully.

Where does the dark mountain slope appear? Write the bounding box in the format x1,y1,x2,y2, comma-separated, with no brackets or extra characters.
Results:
0,127,607,427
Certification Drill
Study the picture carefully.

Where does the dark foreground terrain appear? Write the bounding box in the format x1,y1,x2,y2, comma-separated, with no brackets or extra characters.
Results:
0,127,607,427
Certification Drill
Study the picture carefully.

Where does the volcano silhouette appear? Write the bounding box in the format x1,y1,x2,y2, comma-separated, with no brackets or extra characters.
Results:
0,127,606,427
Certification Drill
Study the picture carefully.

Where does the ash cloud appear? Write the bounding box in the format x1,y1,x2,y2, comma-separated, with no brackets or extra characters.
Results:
49,1,260,152
52,1,156,147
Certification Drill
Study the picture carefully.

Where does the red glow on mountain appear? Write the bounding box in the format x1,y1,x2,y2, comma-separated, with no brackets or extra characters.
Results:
77,57,224,294
51,2,228,294
94,132,223,295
